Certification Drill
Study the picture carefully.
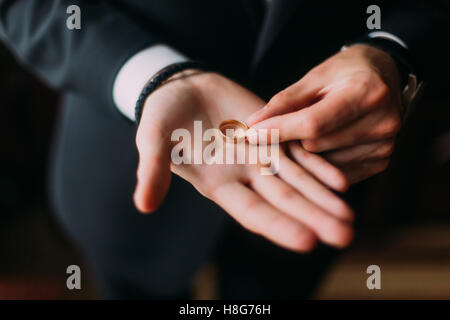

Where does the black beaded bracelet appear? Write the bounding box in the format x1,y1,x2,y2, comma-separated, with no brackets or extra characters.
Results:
134,61,211,125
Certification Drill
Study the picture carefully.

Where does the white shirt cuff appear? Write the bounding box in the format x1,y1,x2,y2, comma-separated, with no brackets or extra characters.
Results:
368,31,408,49
113,44,188,121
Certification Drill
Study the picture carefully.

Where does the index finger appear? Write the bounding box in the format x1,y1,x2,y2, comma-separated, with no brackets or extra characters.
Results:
248,88,365,143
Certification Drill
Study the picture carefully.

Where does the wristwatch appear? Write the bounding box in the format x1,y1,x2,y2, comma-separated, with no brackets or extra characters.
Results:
400,73,425,121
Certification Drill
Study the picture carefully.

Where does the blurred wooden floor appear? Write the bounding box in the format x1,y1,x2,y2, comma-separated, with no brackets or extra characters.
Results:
314,222,450,299
1,207,449,299
193,221,450,300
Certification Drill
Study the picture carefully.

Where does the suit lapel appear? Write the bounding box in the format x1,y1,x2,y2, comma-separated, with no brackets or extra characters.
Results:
252,0,303,68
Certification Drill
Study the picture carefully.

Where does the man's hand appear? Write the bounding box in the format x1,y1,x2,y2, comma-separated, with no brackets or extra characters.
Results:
133,71,354,251
247,45,403,184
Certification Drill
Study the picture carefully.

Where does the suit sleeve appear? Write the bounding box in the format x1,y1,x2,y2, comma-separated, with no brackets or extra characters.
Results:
380,0,450,81
0,0,159,112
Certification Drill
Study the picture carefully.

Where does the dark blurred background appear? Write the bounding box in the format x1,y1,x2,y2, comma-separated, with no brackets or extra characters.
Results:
0,44,95,299
0,42,449,300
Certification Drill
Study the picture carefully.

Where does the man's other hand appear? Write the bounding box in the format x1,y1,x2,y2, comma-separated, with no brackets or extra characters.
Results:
247,45,403,184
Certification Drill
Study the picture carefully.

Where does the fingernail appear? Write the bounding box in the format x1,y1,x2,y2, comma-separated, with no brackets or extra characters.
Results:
246,128,258,144
247,105,267,125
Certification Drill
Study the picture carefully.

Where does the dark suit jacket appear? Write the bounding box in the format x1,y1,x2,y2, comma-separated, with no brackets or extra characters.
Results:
0,0,448,294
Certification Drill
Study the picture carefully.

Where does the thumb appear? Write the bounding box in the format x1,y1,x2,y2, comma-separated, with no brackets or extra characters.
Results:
133,124,172,214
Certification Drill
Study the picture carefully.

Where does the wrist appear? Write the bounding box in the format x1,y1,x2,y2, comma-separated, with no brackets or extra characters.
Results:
113,44,187,121
344,44,401,92
135,61,213,124
183,71,223,92
343,36,419,89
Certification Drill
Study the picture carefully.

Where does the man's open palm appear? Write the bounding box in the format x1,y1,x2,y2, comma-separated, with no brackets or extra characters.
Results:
134,72,354,251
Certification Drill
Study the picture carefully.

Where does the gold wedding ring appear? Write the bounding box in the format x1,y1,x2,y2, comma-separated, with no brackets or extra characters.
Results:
219,120,248,143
